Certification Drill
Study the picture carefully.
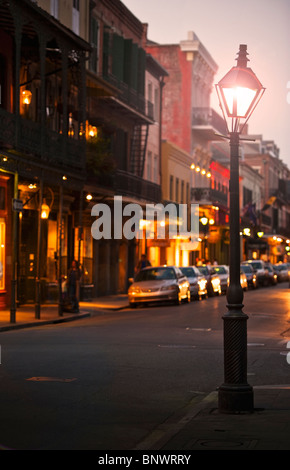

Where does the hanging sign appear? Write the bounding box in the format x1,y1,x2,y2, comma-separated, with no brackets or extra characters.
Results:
12,198,23,212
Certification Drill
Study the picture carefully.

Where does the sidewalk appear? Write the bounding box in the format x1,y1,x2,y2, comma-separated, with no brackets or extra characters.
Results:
0,295,129,331
1,294,290,450
135,387,290,450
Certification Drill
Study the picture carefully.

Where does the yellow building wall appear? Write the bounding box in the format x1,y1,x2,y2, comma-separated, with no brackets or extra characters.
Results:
36,0,89,42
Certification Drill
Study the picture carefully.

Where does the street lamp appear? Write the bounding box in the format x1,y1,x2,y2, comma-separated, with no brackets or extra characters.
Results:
215,45,265,413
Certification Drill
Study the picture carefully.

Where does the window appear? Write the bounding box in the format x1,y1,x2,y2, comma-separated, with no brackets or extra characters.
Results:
181,180,184,203
154,87,159,121
89,17,99,73
0,218,5,291
50,0,58,19
72,0,80,35
176,178,179,202
169,175,174,200
147,151,152,180
153,154,158,183
186,182,189,204
147,81,152,103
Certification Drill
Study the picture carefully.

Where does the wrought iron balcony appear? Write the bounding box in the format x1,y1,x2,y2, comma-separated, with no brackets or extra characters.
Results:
114,170,161,203
91,168,161,204
101,73,154,122
0,107,85,171
192,107,228,136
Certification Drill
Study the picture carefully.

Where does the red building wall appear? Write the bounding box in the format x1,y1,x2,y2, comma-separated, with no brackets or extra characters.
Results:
146,44,192,154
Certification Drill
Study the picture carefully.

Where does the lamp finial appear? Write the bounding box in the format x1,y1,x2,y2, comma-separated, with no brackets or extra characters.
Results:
236,44,249,68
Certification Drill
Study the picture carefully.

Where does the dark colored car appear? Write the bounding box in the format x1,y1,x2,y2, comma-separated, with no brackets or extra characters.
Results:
241,260,269,287
273,263,289,282
264,262,278,285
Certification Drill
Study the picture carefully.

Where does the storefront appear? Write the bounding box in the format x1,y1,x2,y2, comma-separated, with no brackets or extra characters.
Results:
0,172,15,309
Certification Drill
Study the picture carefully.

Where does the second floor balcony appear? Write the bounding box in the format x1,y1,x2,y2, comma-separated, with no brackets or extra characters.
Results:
192,107,228,138
88,168,161,204
0,107,85,172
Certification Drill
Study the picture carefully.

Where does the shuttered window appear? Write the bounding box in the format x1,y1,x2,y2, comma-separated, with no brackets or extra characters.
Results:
90,17,99,73
112,34,124,82
102,30,110,77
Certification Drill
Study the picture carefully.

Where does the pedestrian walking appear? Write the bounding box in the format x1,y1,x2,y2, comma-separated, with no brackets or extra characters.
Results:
67,260,82,313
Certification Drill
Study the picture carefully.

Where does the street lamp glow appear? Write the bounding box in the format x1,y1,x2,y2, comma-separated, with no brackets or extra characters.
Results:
41,202,50,219
21,89,32,106
222,87,257,118
216,44,265,133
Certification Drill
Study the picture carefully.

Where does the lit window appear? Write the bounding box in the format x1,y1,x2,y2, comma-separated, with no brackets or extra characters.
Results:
0,218,5,291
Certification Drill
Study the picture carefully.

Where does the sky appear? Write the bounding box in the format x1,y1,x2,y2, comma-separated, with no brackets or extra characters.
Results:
122,0,290,168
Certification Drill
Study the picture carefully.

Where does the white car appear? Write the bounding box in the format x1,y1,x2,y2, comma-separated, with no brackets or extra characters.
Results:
241,260,269,287
214,265,248,293
128,266,190,307
180,266,208,300
213,265,229,294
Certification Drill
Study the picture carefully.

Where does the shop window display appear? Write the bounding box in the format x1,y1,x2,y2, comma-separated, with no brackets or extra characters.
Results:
0,218,5,291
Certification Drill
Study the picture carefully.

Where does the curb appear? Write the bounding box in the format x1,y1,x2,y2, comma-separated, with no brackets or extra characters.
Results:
0,312,91,332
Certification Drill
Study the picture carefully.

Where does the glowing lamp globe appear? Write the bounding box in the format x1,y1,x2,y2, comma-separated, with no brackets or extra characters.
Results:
215,45,265,133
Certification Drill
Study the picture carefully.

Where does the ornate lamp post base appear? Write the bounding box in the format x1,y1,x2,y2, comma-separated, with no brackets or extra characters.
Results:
218,384,254,414
218,304,254,413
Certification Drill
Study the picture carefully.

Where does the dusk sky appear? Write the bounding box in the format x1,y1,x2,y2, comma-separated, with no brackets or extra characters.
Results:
122,0,290,168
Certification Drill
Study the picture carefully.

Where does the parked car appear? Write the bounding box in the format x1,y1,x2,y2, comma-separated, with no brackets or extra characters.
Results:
212,265,229,294
196,265,221,296
128,266,190,307
225,268,248,291
180,266,208,300
240,270,248,290
241,260,269,287
264,262,278,285
273,263,290,282
240,264,257,289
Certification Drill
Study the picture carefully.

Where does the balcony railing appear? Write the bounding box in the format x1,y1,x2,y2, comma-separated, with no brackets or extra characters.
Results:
0,107,85,171
91,169,161,203
269,185,290,204
115,170,161,203
191,186,228,207
101,72,153,120
192,107,227,136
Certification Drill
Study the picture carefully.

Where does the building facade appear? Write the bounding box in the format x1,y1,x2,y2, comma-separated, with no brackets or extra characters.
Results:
0,0,90,315
243,136,290,262
146,31,230,265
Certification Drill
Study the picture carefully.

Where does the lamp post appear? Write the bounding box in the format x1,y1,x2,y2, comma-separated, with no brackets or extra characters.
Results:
200,215,209,260
215,45,265,413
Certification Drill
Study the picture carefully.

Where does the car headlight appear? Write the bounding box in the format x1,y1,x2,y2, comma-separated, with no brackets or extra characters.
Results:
128,287,141,294
198,279,207,290
212,278,220,289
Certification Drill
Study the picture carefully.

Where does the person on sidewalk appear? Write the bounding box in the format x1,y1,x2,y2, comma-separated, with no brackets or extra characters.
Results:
68,260,82,313
135,254,151,274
